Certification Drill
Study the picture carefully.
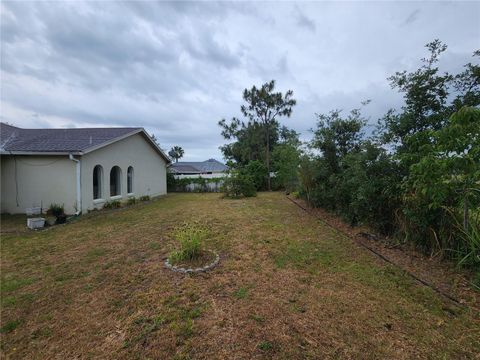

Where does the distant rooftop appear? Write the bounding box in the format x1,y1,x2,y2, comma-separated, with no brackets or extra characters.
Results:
170,159,228,174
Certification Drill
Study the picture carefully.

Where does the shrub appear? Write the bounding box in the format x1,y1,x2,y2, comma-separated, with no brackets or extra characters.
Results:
169,223,207,262
240,175,257,197
103,200,121,209
242,160,267,190
49,203,64,217
222,170,256,198
272,143,301,192
166,170,176,191
127,197,136,205
139,195,150,202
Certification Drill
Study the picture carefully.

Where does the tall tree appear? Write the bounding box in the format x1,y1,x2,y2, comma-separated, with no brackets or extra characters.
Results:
220,80,296,190
380,40,479,163
168,146,184,163
219,119,278,166
312,108,366,173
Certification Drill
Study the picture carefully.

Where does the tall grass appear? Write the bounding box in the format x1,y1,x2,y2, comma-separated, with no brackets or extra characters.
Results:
446,207,480,269
169,223,208,262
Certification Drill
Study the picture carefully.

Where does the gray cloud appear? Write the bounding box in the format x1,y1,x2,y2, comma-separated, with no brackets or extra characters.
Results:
403,9,420,25
295,6,316,32
1,1,479,161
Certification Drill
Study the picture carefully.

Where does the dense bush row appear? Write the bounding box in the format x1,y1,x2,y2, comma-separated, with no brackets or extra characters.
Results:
219,40,479,272
298,42,480,270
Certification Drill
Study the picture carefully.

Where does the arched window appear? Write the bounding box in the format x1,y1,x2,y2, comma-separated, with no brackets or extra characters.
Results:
127,166,134,194
93,165,103,200
110,166,122,196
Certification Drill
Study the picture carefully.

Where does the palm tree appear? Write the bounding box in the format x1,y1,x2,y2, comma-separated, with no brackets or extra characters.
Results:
168,146,184,163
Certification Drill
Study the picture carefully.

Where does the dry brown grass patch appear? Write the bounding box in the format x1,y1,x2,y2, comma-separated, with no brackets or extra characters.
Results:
1,193,479,359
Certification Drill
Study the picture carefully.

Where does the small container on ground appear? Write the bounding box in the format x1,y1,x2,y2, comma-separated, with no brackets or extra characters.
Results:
27,217,45,229
26,207,42,216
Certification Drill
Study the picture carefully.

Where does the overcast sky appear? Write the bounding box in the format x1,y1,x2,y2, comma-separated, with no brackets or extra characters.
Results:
1,1,479,161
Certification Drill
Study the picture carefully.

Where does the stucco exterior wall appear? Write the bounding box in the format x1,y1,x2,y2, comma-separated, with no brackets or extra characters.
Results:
1,133,168,215
1,155,77,214
80,133,167,212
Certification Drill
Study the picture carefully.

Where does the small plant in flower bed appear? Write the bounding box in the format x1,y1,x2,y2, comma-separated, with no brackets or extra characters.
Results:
168,223,216,267
139,195,150,202
48,203,65,217
127,197,137,205
103,200,121,209
48,203,67,224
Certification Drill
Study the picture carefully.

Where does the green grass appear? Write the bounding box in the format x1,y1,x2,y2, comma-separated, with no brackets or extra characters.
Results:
233,287,248,299
30,326,53,339
86,247,107,258
1,277,36,293
1,320,21,334
258,340,273,351
249,314,265,323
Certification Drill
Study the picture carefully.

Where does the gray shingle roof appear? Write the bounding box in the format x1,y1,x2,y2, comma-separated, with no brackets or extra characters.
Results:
1,123,141,152
0,123,170,162
170,159,228,173
170,164,202,174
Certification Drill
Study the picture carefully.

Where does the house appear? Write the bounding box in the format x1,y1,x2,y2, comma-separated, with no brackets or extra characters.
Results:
169,159,228,179
0,123,170,215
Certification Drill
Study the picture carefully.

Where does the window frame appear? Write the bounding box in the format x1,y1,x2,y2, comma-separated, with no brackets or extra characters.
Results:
127,166,134,195
93,165,104,200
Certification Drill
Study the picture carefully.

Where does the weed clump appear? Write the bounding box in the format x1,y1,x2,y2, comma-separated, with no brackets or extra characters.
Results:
168,223,208,263
103,200,121,209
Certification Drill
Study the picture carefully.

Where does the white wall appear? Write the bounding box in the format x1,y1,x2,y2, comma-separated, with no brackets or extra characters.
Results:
80,133,167,212
1,155,77,214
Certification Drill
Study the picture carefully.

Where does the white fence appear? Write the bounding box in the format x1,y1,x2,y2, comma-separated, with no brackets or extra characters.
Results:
170,175,226,193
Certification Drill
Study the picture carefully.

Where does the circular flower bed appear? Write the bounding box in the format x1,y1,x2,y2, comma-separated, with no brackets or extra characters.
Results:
165,250,220,273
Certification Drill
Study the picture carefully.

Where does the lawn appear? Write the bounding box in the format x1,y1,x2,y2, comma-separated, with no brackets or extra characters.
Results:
1,193,479,359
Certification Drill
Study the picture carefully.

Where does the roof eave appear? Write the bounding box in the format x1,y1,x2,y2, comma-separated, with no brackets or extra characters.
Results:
0,150,83,156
